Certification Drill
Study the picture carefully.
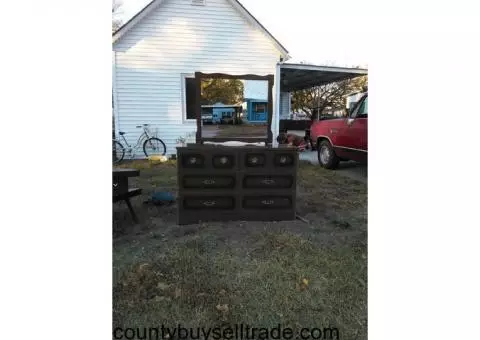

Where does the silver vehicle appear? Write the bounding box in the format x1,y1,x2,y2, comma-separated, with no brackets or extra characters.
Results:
201,111,213,124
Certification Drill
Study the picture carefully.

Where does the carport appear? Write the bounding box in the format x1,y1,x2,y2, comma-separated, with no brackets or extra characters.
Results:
273,63,368,146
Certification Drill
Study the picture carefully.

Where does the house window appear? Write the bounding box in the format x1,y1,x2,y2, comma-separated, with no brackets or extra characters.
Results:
183,75,196,121
254,103,266,113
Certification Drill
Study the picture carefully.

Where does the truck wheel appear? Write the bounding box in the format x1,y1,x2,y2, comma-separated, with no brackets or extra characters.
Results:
317,140,339,169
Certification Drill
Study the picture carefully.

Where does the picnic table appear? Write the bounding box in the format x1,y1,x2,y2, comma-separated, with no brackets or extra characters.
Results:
113,168,142,223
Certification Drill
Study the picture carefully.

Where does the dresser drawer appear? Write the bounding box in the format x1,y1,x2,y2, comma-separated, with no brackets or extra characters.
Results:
242,196,292,209
243,175,293,189
212,154,235,169
183,196,235,210
182,175,235,189
180,153,206,168
273,153,296,167
244,153,267,167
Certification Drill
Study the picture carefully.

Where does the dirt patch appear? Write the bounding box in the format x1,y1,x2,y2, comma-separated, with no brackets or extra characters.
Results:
211,124,269,138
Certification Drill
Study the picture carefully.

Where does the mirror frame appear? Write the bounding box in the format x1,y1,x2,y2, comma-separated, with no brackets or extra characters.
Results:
194,72,274,145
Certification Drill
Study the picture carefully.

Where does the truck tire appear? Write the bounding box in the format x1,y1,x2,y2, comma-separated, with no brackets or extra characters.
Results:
317,140,339,169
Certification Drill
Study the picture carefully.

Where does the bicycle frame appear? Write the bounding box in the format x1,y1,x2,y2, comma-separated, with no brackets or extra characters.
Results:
114,127,155,158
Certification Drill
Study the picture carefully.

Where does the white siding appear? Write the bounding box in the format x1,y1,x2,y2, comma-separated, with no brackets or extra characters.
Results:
113,0,283,156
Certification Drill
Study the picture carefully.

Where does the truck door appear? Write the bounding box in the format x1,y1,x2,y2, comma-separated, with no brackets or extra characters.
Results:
340,94,368,162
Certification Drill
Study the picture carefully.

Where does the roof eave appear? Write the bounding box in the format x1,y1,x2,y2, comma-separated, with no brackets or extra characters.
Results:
230,0,289,57
112,0,162,45
112,0,290,58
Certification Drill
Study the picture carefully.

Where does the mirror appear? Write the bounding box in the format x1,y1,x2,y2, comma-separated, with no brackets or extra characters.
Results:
195,73,273,144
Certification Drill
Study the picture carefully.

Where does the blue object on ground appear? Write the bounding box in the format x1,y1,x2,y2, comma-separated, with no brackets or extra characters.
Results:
146,191,176,206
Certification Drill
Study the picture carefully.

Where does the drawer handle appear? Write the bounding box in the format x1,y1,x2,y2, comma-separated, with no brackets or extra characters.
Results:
202,179,216,185
203,201,216,206
261,200,274,205
261,179,275,185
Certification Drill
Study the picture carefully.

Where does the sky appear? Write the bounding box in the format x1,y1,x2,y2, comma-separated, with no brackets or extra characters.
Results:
117,0,368,67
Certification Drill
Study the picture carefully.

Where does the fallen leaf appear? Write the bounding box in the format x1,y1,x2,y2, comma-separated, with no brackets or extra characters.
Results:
157,282,170,290
216,304,229,313
153,295,171,302
302,278,309,286
218,289,227,296
137,263,151,272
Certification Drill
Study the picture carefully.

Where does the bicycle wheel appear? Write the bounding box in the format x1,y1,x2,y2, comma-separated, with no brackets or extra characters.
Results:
143,137,166,157
113,140,125,164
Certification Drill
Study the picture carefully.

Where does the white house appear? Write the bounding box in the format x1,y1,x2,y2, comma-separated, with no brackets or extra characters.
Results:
112,0,368,156
112,0,291,155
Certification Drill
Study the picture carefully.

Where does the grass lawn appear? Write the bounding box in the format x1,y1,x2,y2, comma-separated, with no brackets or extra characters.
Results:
113,160,367,339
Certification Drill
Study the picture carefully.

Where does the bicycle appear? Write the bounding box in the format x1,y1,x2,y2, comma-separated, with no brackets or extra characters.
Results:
113,124,166,163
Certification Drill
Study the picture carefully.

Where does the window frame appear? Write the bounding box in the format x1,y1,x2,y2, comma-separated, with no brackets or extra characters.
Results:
193,71,274,144
357,96,368,117
350,94,368,119
254,103,266,113
181,73,196,123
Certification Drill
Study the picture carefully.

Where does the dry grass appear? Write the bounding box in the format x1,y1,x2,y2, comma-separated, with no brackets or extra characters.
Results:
113,160,367,339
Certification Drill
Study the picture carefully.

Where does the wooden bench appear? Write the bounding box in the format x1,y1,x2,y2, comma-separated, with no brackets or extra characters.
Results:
113,168,142,223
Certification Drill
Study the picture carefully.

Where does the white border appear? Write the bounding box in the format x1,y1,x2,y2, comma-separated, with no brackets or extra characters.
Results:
3,2,480,340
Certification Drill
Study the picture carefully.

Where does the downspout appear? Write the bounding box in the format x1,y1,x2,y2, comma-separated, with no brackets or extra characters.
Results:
112,51,120,139
273,63,281,147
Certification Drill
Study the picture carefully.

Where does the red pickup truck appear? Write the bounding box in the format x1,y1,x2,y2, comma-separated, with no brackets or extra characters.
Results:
309,93,368,169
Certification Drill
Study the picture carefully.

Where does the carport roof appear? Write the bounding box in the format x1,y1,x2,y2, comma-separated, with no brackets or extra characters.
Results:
280,63,368,92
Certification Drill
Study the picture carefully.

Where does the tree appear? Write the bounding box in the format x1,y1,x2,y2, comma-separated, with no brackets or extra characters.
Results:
112,0,123,33
200,79,244,105
291,75,367,120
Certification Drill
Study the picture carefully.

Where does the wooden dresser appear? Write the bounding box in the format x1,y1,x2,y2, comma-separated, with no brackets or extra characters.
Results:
177,145,298,225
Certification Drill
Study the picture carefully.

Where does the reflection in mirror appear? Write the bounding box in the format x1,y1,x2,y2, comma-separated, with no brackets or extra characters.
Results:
200,78,269,141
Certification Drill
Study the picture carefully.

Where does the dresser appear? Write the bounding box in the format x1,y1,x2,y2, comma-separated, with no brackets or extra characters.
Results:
177,145,298,225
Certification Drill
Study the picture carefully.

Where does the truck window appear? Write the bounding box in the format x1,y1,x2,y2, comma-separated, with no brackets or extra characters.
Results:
357,97,368,117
